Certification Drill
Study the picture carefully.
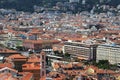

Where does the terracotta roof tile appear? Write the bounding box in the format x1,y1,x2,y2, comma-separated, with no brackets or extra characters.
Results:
0,63,13,69
22,63,40,70
8,54,27,59
0,49,17,53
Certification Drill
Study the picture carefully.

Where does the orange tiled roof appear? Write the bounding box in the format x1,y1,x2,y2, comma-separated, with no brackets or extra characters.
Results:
29,28,44,34
8,54,27,59
22,63,40,70
20,72,33,80
52,44,64,51
0,49,17,53
48,71,66,80
24,39,60,44
0,62,13,69
63,70,84,76
61,63,73,69
0,73,18,80
101,30,120,34
96,69,115,74
27,54,40,63
74,63,83,67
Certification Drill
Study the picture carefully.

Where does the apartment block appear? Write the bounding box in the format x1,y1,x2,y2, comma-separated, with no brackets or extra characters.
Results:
63,42,97,60
97,44,120,64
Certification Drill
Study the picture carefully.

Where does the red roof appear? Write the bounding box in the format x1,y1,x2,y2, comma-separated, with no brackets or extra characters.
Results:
22,63,40,70
27,54,40,63
23,39,60,44
8,54,27,59
0,62,13,69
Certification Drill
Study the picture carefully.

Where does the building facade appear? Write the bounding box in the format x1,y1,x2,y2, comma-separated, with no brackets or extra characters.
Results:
63,42,97,60
23,39,60,52
97,44,120,64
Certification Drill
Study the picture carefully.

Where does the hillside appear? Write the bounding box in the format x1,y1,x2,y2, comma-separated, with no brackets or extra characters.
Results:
0,0,120,12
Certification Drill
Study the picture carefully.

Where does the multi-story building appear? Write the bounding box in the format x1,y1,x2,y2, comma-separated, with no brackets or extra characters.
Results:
63,42,97,60
23,39,60,52
97,44,120,64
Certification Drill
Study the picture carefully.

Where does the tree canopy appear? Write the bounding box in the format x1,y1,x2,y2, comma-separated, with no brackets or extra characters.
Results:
0,0,119,12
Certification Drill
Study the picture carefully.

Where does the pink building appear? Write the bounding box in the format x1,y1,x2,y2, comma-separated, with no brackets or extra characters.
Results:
23,39,60,51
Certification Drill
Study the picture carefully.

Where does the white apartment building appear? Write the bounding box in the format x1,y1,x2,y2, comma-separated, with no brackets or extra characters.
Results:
97,44,120,64
63,41,97,60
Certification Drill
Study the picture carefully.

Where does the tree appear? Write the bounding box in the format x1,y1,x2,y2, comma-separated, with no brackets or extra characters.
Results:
64,53,70,59
16,46,24,51
97,60,110,69
54,50,59,55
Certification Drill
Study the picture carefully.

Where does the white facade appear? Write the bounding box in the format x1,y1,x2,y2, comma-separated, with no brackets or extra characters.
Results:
63,42,97,60
97,44,120,64
69,0,79,3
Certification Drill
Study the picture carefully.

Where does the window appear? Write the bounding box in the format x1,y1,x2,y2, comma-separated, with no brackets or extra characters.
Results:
42,62,44,68
42,71,44,76
42,55,44,60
